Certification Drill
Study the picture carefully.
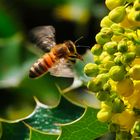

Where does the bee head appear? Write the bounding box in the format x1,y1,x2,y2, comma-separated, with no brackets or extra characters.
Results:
65,40,83,60
64,40,76,54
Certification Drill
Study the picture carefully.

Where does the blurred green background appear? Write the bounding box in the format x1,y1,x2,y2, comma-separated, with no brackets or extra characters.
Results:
0,0,107,121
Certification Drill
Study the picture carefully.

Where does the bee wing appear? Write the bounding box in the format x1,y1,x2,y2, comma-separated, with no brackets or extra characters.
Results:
29,26,56,52
48,58,75,78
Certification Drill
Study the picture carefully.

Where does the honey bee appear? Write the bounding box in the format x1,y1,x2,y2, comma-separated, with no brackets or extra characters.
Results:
29,25,83,78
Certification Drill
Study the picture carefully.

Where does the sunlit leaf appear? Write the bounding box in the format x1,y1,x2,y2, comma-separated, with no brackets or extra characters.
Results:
30,129,58,140
24,97,84,134
1,122,30,140
63,87,100,108
58,108,108,140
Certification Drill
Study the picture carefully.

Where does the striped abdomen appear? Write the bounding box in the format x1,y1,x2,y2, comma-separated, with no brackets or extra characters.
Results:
29,52,56,78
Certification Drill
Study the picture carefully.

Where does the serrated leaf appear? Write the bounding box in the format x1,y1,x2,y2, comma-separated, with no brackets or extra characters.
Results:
58,108,108,140
30,129,58,140
1,122,29,140
63,87,100,108
20,74,73,106
24,97,84,134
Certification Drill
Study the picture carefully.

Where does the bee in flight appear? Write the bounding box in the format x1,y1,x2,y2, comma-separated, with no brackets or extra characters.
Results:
29,25,83,79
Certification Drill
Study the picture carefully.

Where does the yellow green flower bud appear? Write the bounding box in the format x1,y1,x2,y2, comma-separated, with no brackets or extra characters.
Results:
88,73,109,92
114,55,123,65
109,6,126,23
104,61,115,69
84,63,99,77
97,109,112,122
112,98,125,113
116,78,134,97
100,16,114,27
96,90,109,101
103,41,118,55
109,66,126,81
87,78,102,92
91,44,102,55
101,27,114,36
111,24,125,35
117,40,128,52
105,0,126,10
111,34,123,42
93,55,101,64
95,32,112,45
103,82,111,91
129,65,140,80
96,73,109,86
99,68,108,74
121,52,136,64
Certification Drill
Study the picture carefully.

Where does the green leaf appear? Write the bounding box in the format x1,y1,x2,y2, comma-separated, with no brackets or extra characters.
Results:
20,74,73,106
24,97,84,134
0,33,34,88
58,108,108,140
63,87,100,108
1,122,30,140
30,129,58,140
0,88,36,121
0,8,20,37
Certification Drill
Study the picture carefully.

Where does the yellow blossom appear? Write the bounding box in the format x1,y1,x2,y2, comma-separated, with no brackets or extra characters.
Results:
126,81,140,109
116,78,134,97
112,110,136,131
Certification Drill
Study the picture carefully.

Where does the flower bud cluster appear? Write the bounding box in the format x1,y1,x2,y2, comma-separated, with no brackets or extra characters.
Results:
84,0,140,139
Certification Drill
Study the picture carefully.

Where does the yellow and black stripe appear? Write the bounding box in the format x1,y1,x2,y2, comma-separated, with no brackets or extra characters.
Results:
29,52,56,78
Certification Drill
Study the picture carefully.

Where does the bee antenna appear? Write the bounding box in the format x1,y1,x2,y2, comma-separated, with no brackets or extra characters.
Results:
76,45,90,49
74,36,84,45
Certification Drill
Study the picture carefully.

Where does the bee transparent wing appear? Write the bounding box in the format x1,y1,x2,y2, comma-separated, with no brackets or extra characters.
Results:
29,26,56,52
48,58,75,78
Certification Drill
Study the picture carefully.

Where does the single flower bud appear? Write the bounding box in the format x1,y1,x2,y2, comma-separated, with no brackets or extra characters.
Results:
103,41,118,55
91,44,102,55
84,63,99,77
105,0,126,10
109,6,126,23
109,66,126,81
